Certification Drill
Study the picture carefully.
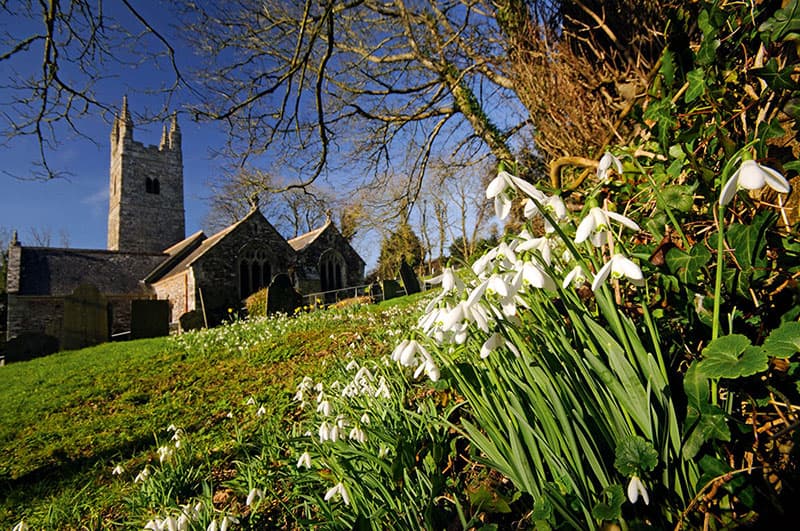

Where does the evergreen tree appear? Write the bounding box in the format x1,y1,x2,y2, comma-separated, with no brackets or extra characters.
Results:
377,223,424,280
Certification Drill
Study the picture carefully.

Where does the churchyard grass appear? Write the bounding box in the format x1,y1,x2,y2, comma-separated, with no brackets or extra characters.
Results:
0,295,424,529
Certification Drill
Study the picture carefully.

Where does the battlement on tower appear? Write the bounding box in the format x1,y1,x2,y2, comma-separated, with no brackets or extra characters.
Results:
107,97,186,253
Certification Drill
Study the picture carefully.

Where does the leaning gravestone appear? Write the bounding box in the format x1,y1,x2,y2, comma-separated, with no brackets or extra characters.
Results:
368,281,383,303
266,273,303,315
381,279,402,300
179,310,205,332
62,283,109,351
399,261,421,295
131,300,170,339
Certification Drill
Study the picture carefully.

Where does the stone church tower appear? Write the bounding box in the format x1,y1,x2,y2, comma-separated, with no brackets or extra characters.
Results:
107,97,185,253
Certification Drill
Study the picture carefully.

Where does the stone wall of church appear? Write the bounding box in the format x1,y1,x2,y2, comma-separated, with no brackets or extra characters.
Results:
153,271,193,324
6,293,145,345
296,227,365,293
193,214,295,323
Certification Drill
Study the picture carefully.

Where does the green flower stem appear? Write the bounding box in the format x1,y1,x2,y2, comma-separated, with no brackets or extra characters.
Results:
710,203,726,407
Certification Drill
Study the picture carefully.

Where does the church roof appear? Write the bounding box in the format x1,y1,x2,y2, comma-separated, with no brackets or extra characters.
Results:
150,209,261,283
288,219,331,252
12,247,166,296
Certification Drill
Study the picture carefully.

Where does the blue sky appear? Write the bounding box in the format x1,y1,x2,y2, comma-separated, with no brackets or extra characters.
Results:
0,3,231,252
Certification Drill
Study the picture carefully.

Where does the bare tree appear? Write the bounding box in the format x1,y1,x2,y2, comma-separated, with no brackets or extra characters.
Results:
0,0,186,178
185,0,527,202
205,167,333,238
27,226,52,247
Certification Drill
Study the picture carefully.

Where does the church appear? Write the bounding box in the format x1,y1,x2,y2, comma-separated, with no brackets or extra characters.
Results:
5,98,365,348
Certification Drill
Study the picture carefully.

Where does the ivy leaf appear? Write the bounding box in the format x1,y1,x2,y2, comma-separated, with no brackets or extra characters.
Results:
614,435,658,476
532,496,553,521
762,321,800,358
468,484,512,514
759,0,800,42
685,69,707,103
683,403,730,460
591,485,625,521
752,58,797,90
666,244,711,285
696,335,769,379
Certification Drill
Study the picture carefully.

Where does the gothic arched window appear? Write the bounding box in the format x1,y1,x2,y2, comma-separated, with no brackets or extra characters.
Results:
145,177,153,193
238,246,273,300
319,250,346,293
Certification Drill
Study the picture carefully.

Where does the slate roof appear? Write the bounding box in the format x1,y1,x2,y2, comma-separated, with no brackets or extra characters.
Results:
14,247,166,296
288,219,331,251
149,210,258,283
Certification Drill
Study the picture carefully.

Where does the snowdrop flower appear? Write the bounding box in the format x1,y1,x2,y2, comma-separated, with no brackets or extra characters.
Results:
158,445,174,464
256,405,267,416
246,487,264,506
524,194,568,233
486,170,517,220
12,521,29,531
575,207,640,247
144,519,162,531
297,451,312,469
167,424,178,433
375,377,391,399
207,521,218,531
316,399,331,416
112,464,125,475
480,332,504,359
318,421,331,442
562,266,588,289
591,254,645,291
345,360,359,371
627,476,649,505
428,267,465,295
348,426,366,443
324,482,351,505
162,516,179,531
360,412,371,425
597,152,623,182
246,397,256,406
134,466,150,483
219,516,239,531
719,159,791,206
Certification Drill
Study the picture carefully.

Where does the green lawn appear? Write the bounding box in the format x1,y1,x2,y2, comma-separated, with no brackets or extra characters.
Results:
0,296,423,529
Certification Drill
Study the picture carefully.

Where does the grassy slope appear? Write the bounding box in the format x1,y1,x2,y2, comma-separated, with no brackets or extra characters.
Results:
0,296,421,529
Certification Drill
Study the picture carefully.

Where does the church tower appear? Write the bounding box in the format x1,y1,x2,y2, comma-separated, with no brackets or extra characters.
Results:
107,97,186,253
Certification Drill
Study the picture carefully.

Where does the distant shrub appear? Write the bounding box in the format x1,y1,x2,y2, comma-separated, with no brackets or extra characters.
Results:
245,288,268,318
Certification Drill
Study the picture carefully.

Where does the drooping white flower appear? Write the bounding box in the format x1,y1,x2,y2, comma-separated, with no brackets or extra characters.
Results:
627,476,649,505
360,412,371,425
112,464,125,475
206,520,218,531
575,207,640,247
219,515,239,531
597,152,623,182
428,267,464,295
719,159,791,206
12,521,30,531
246,487,264,506
144,519,161,531
162,516,179,531
158,445,174,464
245,397,256,406
591,254,645,291
480,333,504,359
134,466,150,483
297,451,312,469
515,262,556,291
562,266,588,289
374,377,391,399
348,426,367,443
256,405,267,416
524,194,568,233
316,400,331,416
324,482,350,505
318,421,331,442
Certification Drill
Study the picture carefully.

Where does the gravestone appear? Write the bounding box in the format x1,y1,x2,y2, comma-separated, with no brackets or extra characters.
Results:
179,310,205,332
131,300,170,339
368,281,383,303
62,284,109,350
381,279,402,300
266,273,303,315
4,333,59,363
399,261,421,295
